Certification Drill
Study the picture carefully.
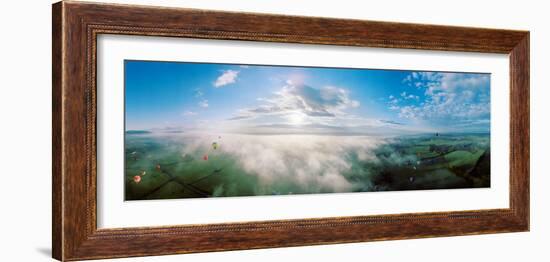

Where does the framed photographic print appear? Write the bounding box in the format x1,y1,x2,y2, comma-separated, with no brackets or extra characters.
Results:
123,60,492,201
52,1,529,261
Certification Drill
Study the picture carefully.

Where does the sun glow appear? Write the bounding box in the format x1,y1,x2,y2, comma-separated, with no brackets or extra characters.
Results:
286,112,307,125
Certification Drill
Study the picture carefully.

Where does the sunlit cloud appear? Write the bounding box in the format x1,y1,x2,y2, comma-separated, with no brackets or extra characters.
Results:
217,80,432,135
214,70,239,87
229,81,360,121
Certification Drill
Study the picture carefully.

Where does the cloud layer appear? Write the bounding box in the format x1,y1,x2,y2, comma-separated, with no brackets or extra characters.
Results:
178,133,388,193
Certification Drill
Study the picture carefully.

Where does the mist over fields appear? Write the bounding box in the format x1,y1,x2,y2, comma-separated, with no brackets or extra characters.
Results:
180,133,387,192
124,132,490,200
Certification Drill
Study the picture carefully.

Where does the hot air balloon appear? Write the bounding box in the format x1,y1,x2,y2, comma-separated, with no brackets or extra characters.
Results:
133,175,141,183
156,164,161,171
203,154,208,161
140,170,147,176
212,142,218,150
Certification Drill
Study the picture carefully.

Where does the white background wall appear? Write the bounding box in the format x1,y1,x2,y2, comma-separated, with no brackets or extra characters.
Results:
0,0,547,261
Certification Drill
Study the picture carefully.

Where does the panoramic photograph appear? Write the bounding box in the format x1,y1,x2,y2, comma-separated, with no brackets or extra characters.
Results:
124,60,491,201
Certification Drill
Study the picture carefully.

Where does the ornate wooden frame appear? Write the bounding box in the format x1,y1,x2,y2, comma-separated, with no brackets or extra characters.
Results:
52,1,530,261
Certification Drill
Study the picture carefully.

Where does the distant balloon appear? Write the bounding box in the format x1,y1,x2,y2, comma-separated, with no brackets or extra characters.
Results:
212,142,218,150
140,170,147,176
133,175,141,183
203,154,208,161
156,164,161,171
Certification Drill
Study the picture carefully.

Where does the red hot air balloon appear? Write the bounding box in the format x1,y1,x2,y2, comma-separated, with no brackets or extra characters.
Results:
203,154,208,161
133,175,141,183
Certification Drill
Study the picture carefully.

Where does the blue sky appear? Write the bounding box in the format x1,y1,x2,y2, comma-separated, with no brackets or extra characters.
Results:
125,60,490,134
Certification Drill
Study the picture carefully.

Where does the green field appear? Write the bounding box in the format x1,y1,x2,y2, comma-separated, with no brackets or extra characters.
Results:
124,132,490,200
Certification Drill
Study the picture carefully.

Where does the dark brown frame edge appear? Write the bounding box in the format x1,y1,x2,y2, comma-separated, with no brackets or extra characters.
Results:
52,1,529,261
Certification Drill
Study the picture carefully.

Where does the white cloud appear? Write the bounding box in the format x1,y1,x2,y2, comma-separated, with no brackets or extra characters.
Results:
214,70,239,87
182,111,197,116
397,72,490,131
218,80,440,135
400,91,419,100
229,81,360,121
220,81,431,134
387,96,401,110
178,133,389,193
198,99,209,108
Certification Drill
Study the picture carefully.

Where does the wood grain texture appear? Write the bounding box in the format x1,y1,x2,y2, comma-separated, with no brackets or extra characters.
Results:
52,2,63,260
509,35,530,226
52,1,530,261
